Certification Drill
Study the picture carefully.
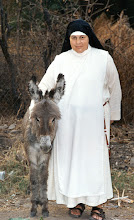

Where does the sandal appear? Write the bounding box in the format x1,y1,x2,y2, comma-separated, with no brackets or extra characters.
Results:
69,203,85,218
89,207,105,220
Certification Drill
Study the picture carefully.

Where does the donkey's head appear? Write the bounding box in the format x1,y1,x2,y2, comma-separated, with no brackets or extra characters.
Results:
28,74,65,153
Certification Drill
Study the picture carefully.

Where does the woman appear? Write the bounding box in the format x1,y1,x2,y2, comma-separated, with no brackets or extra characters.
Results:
39,19,122,220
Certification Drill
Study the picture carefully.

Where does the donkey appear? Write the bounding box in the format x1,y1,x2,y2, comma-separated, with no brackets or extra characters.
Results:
23,74,65,217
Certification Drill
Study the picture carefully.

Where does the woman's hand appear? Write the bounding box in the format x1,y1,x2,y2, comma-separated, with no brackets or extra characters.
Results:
110,120,114,124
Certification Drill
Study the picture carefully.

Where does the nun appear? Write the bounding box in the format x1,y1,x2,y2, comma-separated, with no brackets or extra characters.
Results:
39,19,122,220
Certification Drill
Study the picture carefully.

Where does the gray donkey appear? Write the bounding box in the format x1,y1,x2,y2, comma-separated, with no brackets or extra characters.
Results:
23,74,65,218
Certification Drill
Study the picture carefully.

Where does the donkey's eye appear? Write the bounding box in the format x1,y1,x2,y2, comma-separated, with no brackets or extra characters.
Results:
52,118,55,123
36,117,40,122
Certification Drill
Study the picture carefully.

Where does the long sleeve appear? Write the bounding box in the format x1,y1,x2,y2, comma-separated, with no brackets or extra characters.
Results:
106,53,122,120
38,59,56,95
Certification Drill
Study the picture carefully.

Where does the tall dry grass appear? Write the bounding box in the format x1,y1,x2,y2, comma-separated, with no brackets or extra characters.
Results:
94,12,134,123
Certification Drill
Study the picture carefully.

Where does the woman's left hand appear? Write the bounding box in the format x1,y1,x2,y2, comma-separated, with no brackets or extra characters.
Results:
110,120,114,124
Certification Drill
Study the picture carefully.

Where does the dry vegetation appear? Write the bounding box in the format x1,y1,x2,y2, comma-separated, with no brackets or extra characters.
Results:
94,12,134,123
0,139,134,198
0,117,29,196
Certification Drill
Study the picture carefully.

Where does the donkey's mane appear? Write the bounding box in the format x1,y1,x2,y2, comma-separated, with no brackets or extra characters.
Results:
31,99,61,119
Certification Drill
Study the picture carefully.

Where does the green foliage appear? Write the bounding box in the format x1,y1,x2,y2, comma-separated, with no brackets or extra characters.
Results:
112,169,134,193
21,1,44,30
1,0,73,31
2,0,134,32
3,0,65,31
42,0,65,10
0,156,29,195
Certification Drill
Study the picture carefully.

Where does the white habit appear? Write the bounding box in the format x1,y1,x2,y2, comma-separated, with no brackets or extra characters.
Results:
39,45,122,207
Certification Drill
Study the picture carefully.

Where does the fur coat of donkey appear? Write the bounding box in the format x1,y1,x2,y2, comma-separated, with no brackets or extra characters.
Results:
23,74,65,217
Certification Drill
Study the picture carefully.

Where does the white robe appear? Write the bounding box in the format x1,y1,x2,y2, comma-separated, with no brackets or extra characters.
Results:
39,45,122,207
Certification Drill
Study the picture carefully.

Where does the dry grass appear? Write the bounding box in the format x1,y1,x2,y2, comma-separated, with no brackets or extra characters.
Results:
1,157,134,199
94,12,134,123
111,169,134,198
0,136,29,196
1,146,134,198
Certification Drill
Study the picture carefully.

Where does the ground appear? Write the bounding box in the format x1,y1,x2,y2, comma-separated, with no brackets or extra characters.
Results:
0,197,134,220
0,119,134,220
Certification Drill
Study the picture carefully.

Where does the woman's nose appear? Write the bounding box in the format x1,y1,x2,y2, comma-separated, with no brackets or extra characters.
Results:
76,38,81,44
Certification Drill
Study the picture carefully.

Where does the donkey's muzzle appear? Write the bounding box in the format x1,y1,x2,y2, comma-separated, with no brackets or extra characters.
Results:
40,135,52,153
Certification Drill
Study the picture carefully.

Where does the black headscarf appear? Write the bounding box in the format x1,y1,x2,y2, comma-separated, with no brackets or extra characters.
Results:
61,19,104,52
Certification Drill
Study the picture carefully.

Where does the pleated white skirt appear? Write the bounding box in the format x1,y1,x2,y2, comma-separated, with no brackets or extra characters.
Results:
47,103,113,207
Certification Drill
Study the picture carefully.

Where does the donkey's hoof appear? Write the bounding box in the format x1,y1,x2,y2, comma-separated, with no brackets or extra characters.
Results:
42,210,49,218
30,210,37,217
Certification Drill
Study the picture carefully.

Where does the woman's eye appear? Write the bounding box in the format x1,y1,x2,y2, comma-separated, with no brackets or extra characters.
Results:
71,36,76,40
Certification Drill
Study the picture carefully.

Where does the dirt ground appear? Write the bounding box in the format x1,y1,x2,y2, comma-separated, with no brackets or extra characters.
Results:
0,197,134,220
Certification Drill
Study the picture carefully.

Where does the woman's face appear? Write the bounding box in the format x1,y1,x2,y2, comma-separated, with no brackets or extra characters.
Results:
70,35,89,53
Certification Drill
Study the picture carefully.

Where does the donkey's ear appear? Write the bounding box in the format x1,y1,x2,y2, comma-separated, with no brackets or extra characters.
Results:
49,88,56,99
49,73,65,103
44,90,49,99
28,75,43,101
30,75,37,84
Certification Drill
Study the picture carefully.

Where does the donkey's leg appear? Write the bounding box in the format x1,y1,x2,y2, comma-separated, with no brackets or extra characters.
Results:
39,158,49,218
30,163,39,217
